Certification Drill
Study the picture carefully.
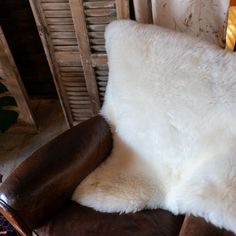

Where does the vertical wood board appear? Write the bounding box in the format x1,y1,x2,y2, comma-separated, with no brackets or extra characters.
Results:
116,0,130,19
133,0,153,23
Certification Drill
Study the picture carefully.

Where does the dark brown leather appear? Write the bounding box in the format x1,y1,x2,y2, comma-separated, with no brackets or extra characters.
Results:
0,116,112,232
35,201,185,236
1,115,235,236
179,215,236,236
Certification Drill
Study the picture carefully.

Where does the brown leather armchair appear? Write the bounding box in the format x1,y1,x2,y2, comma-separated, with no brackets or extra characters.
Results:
0,116,234,236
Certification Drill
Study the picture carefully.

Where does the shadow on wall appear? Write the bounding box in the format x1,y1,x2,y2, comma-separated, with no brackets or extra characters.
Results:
0,81,18,133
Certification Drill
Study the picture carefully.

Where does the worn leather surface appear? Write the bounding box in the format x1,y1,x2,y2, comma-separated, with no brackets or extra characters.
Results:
0,114,235,236
35,201,184,236
179,215,236,236
0,116,112,230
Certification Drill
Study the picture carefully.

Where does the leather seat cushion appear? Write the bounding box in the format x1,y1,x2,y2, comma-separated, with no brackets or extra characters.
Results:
35,201,184,236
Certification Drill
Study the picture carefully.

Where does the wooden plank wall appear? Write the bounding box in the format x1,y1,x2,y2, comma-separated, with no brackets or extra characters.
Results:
29,0,130,127
0,26,37,133
70,0,130,105
69,0,101,114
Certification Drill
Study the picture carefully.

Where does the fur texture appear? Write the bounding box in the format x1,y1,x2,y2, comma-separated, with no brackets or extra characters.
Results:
73,20,236,233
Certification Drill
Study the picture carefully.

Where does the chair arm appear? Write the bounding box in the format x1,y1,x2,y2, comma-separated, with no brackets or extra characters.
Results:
179,215,235,236
0,115,112,235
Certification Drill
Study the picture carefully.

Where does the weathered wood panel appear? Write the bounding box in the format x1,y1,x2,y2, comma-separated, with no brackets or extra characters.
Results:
150,0,230,48
41,3,70,10
69,0,129,107
133,0,153,24
116,0,130,19
29,0,93,126
69,0,100,114
84,1,115,9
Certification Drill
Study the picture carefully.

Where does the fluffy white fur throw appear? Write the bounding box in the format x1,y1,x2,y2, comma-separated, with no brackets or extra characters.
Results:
73,20,236,233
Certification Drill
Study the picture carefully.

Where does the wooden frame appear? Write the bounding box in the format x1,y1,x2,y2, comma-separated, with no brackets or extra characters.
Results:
116,0,130,19
0,26,36,133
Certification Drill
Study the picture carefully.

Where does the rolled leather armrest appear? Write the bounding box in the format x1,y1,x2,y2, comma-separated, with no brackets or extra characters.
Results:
0,116,112,236
179,215,235,236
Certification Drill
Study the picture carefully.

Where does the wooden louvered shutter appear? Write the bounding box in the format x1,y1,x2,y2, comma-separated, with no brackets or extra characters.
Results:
226,6,236,50
29,0,130,127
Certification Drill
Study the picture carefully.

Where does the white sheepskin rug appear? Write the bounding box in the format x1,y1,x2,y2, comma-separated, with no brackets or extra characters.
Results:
73,20,236,233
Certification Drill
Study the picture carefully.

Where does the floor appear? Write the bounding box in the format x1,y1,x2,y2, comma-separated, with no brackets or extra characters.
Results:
0,99,68,182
